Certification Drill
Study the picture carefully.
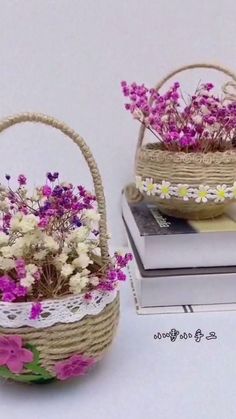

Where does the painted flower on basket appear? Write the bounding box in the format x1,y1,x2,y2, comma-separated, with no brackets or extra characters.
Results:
55,354,95,380
0,335,33,373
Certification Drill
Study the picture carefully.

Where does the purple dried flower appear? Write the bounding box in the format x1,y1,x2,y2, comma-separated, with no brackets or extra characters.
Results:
42,185,52,197
30,302,42,320
18,174,27,185
117,270,126,281
2,292,16,302
14,285,28,297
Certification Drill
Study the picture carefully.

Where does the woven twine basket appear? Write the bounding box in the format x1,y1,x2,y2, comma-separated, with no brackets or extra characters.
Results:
134,63,236,219
0,113,119,384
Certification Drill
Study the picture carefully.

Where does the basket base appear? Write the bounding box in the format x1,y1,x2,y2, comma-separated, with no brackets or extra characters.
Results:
157,203,225,220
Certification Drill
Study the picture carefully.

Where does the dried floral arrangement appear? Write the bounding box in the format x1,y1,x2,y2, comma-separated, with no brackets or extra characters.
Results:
0,112,132,384
121,64,236,220
121,80,236,152
0,172,131,319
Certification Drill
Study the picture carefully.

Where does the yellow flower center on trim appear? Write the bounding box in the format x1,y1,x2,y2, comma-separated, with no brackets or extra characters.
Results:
199,190,207,198
147,184,155,192
161,186,169,194
178,187,188,197
217,190,226,198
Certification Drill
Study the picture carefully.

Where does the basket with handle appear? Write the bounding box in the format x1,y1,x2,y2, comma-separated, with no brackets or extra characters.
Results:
0,113,119,384
134,63,236,219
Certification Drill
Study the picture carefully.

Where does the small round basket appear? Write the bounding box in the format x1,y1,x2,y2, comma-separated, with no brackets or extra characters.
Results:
0,113,119,384
135,63,236,220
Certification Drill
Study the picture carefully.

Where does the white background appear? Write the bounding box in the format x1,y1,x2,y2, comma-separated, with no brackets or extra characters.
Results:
0,0,235,246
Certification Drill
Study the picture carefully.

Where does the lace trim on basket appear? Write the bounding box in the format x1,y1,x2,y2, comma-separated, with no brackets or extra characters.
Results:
139,146,236,164
0,287,118,329
136,176,236,203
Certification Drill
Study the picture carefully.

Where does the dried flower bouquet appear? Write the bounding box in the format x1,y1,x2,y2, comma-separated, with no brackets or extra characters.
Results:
122,63,236,219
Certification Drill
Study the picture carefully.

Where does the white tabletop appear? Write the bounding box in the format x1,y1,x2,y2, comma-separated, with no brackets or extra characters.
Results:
0,278,236,419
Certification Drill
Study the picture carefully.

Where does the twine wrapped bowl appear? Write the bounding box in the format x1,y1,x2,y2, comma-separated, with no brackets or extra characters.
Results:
0,113,119,384
135,63,236,219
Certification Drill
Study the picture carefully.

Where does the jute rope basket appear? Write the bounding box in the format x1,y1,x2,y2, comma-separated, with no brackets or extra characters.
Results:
0,113,119,383
134,63,236,219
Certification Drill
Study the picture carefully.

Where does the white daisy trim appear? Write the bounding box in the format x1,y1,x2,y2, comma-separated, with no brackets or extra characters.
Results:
135,176,235,203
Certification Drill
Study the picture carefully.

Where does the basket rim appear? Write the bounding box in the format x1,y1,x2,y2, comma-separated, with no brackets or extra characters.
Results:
0,286,119,329
138,143,236,163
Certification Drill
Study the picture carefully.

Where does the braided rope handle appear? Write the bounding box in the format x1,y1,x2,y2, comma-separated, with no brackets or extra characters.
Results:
0,112,110,265
135,63,236,164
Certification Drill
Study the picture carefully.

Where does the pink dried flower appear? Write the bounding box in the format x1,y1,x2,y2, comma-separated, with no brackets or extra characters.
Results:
42,185,52,197
0,335,33,373
2,292,15,302
30,302,42,320
17,174,27,186
122,80,236,152
55,354,95,380
15,259,26,279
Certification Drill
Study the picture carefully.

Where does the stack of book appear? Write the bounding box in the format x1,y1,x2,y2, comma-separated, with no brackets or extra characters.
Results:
122,190,236,310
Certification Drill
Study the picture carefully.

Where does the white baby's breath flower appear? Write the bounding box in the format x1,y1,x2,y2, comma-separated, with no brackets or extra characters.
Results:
19,214,39,233
10,213,23,232
0,198,9,211
69,273,88,294
192,185,212,203
0,257,15,271
133,108,145,122
72,254,93,269
200,105,210,115
0,232,8,246
81,268,90,277
161,115,169,123
20,274,35,288
116,249,126,257
90,276,99,286
157,180,171,199
176,184,191,201
0,184,6,192
26,263,38,275
191,115,203,125
212,185,229,203
83,209,100,222
76,243,89,255
92,247,101,257
66,227,90,244
11,237,26,258
0,246,13,258
43,235,59,252
143,178,157,196
34,250,48,260
53,253,68,268
61,263,74,277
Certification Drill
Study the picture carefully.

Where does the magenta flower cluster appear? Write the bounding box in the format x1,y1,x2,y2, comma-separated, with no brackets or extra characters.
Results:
2,172,96,235
99,252,132,292
121,80,236,152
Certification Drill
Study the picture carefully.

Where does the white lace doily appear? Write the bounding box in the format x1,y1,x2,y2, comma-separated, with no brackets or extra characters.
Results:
0,287,118,329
